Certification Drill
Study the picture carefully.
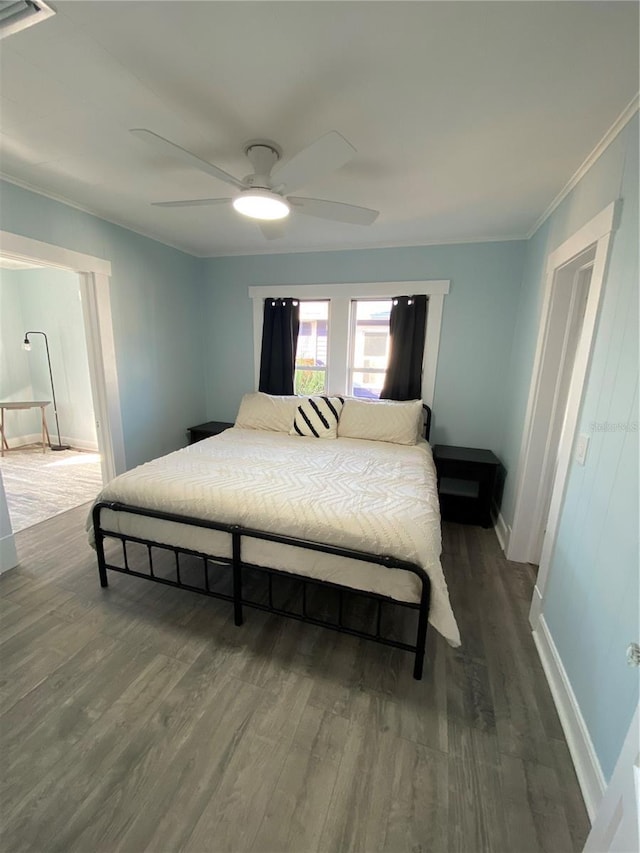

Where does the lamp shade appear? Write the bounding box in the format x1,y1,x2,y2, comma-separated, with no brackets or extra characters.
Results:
232,189,290,221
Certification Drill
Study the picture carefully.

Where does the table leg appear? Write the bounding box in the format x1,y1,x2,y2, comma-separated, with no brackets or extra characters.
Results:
0,407,8,457
42,407,51,451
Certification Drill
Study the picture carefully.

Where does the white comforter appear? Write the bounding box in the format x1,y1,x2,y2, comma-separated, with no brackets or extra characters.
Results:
88,428,460,646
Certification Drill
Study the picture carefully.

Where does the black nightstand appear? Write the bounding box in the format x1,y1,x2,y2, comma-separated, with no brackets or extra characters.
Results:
187,420,234,444
433,445,501,528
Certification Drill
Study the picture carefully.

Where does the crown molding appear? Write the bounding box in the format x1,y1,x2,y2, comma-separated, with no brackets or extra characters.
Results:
527,93,639,239
202,233,527,259
0,174,197,258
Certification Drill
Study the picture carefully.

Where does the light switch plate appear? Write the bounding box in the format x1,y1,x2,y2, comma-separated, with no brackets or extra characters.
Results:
575,433,589,466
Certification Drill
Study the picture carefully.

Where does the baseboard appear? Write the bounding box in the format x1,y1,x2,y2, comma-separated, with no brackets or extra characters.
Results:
62,437,99,453
3,433,98,453
494,510,510,553
533,615,605,821
0,532,18,574
4,432,41,448
529,584,543,629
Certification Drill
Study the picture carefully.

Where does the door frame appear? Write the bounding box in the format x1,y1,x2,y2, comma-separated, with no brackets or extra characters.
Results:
505,203,617,622
527,258,594,567
0,230,125,482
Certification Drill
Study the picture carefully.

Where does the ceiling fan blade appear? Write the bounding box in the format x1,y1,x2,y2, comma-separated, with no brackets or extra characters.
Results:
259,221,287,240
151,198,231,208
272,131,356,193
288,196,378,226
131,129,245,190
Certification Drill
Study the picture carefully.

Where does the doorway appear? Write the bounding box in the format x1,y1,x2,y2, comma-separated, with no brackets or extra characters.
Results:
0,229,125,568
526,253,594,567
0,230,125,483
505,202,617,627
0,259,104,531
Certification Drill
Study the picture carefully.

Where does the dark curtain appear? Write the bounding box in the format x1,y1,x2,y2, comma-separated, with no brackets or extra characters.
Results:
380,294,428,400
258,298,300,395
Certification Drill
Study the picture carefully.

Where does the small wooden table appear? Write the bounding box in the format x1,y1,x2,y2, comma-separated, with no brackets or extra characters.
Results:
0,401,51,456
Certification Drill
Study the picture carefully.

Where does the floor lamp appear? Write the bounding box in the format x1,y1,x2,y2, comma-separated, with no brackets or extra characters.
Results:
23,331,70,451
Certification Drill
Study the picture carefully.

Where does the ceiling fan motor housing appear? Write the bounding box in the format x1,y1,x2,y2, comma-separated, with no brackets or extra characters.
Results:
243,141,282,188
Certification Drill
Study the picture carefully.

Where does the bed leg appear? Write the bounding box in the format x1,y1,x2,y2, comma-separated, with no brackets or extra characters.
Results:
92,505,109,589
413,619,426,680
97,532,108,588
413,584,431,680
232,530,243,627
413,644,425,680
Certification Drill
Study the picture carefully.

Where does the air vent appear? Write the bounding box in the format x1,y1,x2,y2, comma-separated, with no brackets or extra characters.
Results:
0,0,55,40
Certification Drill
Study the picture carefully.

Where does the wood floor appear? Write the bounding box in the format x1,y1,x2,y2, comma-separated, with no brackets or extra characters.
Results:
0,445,102,532
0,504,589,853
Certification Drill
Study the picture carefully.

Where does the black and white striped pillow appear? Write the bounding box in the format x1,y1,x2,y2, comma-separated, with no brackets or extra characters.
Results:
290,396,345,439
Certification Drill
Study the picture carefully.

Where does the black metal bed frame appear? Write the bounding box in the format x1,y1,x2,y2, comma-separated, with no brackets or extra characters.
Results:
92,501,432,679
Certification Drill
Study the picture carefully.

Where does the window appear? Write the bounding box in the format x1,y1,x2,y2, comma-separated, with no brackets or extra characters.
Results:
250,280,449,407
294,300,329,395
348,299,392,398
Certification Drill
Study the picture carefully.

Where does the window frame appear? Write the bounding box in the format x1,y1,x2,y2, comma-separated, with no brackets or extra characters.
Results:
249,280,450,406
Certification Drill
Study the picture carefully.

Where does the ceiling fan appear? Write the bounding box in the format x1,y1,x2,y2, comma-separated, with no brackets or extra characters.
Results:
131,129,379,239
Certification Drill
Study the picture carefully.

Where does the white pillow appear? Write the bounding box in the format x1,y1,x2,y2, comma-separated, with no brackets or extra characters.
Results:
290,396,345,439
235,392,298,432
337,398,423,445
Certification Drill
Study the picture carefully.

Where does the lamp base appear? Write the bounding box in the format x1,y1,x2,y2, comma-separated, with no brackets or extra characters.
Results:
50,444,71,451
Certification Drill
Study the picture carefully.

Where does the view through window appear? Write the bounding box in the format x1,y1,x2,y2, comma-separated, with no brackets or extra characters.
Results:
294,299,393,398
294,301,329,395
349,299,392,398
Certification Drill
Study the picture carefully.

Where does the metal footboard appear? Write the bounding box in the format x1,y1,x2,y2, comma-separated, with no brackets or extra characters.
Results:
92,500,432,679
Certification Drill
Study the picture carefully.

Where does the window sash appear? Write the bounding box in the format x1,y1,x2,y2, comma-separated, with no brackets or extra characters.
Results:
347,298,392,397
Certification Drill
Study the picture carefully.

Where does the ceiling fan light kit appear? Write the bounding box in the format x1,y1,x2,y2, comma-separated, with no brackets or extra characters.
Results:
232,189,290,221
132,128,379,235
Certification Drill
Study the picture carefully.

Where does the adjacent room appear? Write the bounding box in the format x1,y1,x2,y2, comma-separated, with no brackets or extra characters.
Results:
0,260,103,531
0,2,637,852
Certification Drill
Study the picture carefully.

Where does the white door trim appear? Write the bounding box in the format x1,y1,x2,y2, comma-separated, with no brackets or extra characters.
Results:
504,203,617,623
0,231,112,276
0,230,125,482
78,272,125,483
528,262,593,565
248,280,450,407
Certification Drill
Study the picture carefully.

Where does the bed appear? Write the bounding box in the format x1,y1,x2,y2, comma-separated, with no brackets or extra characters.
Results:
88,394,460,679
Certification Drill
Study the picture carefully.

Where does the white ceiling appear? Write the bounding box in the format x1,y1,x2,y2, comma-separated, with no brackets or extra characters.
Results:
1,1,637,257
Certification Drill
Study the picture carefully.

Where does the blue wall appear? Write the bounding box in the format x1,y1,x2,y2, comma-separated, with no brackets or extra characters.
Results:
203,241,526,451
0,180,207,468
0,270,33,438
499,114,639,781
1,267,98,447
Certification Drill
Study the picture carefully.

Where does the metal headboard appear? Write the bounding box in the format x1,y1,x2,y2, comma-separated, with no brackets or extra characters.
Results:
422,404,432,441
